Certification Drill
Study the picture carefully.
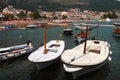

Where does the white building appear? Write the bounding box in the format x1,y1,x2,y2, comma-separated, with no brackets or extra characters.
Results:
3,6,26,14
3,6,15,14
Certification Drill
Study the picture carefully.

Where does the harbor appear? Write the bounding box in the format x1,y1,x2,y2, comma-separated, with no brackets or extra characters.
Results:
0,21,120,80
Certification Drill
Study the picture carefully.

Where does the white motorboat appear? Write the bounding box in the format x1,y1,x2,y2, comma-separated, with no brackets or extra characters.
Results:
63,27,73,35
113,23,120,26
0,40,33,61
61,39,111,79
26,24,37,29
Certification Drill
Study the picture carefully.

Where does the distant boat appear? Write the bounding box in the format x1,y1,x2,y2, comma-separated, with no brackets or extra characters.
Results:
106,18,111,22
75,30,90,42
74,23,95,30
98,18,111,22
53,20,71,23
74,23,87,30
113,27,120,37
26,24,37,29
5,25,14,28
113,23,120,26
61,39,111,79
0,25,15,30
28,24,65,70
0,40,33,61
73,23,80,26
63,27,73,35
0,26,5,30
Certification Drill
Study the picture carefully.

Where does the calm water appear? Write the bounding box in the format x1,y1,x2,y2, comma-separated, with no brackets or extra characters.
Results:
0,22,120,80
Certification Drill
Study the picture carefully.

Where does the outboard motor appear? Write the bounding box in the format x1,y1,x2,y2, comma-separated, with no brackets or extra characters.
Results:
27,40,32,46
92,36,95,40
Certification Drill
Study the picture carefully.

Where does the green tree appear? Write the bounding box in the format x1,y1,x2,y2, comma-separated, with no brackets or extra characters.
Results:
31,11,41,19
111,12,118,19
103,12,118,19
62,15,67,19
103,14,107,19
17,11,27,19
52,16,58,19
3,14,14,21
41,15,47,19
108,13,112,18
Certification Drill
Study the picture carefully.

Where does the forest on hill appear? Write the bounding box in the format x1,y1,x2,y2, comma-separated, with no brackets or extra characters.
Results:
0,0,120,11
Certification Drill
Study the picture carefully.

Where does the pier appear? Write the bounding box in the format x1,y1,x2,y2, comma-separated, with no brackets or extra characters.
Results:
86,24,115,27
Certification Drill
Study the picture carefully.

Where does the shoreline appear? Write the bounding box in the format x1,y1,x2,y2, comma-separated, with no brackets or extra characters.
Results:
0,19,118,30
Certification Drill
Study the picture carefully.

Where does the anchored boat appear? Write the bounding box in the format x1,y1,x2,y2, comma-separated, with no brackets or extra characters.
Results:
28,24,65,70
113,27,120,37
74,30,90,42
61,39,111,79
63,27,73,35
0,40,33,61
61,25,111,79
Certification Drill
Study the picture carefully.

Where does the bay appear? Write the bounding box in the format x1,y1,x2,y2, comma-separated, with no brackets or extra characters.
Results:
0,22,120,80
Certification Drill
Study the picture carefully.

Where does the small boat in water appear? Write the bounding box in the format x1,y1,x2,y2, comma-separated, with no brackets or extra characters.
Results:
0,40,33,61
61,25,111,79
28,24,65,70
113,23,120,26
113,27,120,37
63,27,73,35
74,30,90,42
61,39,111,79
26,24,37,29
74,23,96,30
0,26,5,30
28,40,65,70
74,23,88,30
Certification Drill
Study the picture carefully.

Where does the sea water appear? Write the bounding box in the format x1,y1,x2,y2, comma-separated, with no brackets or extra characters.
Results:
0,22,120,80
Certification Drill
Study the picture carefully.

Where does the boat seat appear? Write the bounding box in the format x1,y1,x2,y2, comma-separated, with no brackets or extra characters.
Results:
47,49,58,53
94,41,100,44
49,44,60,48
89,49,100,54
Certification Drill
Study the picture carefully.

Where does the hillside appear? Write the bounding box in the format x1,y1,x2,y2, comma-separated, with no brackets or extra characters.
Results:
0,0,120,11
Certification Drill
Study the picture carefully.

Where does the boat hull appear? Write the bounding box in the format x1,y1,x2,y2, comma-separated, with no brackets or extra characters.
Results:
28,40,65,70
63,30,73,35
64,31,72,34
113,33,120,37
61,40,110,79
34,57,59,70
63,59,108,79
113,23,120,26
0,47,33,61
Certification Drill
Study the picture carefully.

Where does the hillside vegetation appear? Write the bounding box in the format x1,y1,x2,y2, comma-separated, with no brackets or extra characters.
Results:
0,0,120,11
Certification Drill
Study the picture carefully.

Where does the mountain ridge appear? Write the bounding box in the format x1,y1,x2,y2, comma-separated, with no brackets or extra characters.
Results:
0,0,120,11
